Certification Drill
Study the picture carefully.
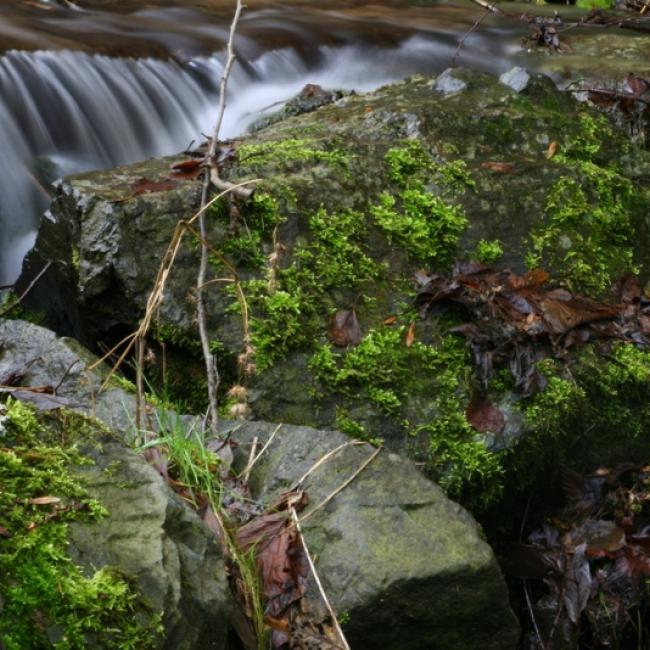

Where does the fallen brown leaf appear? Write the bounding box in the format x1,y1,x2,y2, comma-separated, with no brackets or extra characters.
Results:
328,309,362,347
546,141,558,159
481,161,516,173
405,321,416,347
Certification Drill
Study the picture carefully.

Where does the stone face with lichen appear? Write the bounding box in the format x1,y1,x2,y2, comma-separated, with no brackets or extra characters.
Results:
15,67,650,502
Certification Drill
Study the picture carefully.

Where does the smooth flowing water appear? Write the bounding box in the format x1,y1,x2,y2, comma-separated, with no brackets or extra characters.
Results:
0,0,639,284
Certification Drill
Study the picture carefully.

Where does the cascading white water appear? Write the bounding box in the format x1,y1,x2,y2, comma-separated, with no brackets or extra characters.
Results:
0,5,526,285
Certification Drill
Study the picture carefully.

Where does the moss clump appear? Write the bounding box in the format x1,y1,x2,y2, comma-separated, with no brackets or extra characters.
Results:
237,138,349,172
372,141,470,266
527,113,638,294
474,239,503,264
503,343,650,495
0,399,161,650
249,207,380,370
310,328,503,505
371,189,468,265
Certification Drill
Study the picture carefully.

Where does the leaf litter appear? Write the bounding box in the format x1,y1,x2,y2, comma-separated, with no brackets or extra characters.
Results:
416,263,650,400
503,464,650,648
140,422,374,649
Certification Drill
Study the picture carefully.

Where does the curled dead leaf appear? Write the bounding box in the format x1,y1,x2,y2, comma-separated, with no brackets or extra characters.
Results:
383,315,398,326
545,141,558,159
328,309,362,347
405,321,416,347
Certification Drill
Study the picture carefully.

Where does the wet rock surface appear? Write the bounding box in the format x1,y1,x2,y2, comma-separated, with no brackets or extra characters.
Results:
15,68,650,501
0,318,519,648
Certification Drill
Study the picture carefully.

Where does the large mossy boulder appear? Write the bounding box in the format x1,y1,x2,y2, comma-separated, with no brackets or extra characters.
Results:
0,319,230,650
16,67,650,505
0,319,520,648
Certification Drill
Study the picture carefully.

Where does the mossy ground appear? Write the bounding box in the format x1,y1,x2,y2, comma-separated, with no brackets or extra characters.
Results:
0,399,162,650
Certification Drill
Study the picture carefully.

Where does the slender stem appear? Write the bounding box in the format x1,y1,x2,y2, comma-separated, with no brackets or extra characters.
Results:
197,0,244,433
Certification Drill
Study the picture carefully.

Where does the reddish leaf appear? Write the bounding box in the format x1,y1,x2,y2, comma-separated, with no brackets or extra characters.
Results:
169,157,205,180
383,315,398,326
480,161,515,173
0,526,11,539
328,309,362,347
131,177,177,194
405,321,416,347
170,158,204,172
466,399,505,434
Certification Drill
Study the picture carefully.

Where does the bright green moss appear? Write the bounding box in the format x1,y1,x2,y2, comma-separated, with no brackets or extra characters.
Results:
237,138,349,171
371,188,467,265
505,344,650,493
310,329,503,505
473,239,503,264
0,400,161,650
527,112,637,294
248,207,380,370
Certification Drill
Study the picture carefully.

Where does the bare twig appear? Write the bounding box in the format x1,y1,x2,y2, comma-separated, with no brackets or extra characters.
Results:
53,359,80,395
524,580,547,650
452,8,491,65
242,436,258,484
197,0,245,434
87,179,258,390
290,506,351,650
0,261,51,318
468,0,500,13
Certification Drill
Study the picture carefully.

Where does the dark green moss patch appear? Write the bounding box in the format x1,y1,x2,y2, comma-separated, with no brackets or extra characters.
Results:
0,399,161,650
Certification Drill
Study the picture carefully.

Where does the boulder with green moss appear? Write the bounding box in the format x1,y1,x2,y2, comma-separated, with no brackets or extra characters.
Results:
0,320,230,650
1,319,520,647
16,67,650,506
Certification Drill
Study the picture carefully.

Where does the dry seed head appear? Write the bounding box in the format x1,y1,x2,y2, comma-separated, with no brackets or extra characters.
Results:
227,384,248,401
229,402,251,420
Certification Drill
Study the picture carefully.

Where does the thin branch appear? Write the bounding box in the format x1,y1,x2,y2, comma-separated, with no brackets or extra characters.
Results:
0,261,51,318
452,8,491,65
197,0,244,434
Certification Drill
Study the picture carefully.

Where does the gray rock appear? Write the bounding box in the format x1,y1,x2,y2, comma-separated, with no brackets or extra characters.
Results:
434,68,468,94
69,439,229,650
499,66,531,93
229,420,520,650
0,319,230,649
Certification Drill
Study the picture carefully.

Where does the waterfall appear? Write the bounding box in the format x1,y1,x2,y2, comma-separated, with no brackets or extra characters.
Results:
0,9,523,285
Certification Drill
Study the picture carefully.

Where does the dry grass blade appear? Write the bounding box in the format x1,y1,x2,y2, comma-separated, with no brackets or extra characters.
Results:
0,261,51,318
299,446,383,524
238,423,283,479
290,441,365,491
86,179,258,389
290,506,350,650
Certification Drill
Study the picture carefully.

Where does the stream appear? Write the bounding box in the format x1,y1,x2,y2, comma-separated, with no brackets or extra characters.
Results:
0,0,646,285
